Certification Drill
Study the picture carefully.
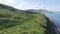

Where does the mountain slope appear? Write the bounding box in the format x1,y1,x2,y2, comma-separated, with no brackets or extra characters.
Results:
25,9,53,13
0,4,55,34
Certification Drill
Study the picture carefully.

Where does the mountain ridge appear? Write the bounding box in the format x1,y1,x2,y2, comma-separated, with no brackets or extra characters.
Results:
0,3,55,34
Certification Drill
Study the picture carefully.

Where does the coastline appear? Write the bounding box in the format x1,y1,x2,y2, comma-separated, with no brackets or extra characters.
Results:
45,15,60,34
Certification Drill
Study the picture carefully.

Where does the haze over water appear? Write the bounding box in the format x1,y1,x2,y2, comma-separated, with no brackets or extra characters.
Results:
45,12,60,28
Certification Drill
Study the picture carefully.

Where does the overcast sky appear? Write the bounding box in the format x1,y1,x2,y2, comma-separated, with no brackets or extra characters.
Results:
0,0,60,11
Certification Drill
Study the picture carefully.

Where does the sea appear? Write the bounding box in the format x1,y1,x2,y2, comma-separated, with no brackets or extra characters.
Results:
45,12,60,28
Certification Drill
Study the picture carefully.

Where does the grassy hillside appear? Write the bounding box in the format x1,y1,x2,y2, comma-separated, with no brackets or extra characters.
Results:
0,4,55,34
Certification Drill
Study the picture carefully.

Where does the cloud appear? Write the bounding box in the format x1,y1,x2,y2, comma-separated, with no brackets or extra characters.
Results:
40,4,48,9
0,0,16,5
15,2,40,10
45,0,56,1
0,0,40,10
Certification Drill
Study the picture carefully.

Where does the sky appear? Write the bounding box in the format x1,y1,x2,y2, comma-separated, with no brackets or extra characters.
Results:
0,0,60,11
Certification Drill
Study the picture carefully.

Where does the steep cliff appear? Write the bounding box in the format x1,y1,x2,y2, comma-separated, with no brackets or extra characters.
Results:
0,3,55,34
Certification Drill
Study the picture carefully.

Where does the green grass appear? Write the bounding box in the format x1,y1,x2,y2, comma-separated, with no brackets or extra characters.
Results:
0,4,55,34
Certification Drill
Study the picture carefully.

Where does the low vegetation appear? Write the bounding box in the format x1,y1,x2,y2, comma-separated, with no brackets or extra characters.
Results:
0,3,55,34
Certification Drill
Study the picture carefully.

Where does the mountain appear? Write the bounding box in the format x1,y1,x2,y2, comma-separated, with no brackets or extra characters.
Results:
25,9,53,14
0,3,55,34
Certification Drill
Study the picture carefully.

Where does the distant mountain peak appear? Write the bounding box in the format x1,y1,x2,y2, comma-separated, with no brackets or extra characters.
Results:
25,9,49,12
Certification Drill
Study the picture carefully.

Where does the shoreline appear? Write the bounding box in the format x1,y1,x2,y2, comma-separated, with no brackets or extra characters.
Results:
45,15,60,34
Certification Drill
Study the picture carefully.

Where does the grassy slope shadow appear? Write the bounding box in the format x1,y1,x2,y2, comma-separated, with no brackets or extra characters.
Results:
44,16,56,34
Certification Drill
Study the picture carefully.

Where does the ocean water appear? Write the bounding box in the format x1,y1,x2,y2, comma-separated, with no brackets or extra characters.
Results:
45,12,60,28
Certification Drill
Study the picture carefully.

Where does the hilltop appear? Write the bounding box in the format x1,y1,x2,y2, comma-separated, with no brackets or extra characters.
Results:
0,3,55,34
